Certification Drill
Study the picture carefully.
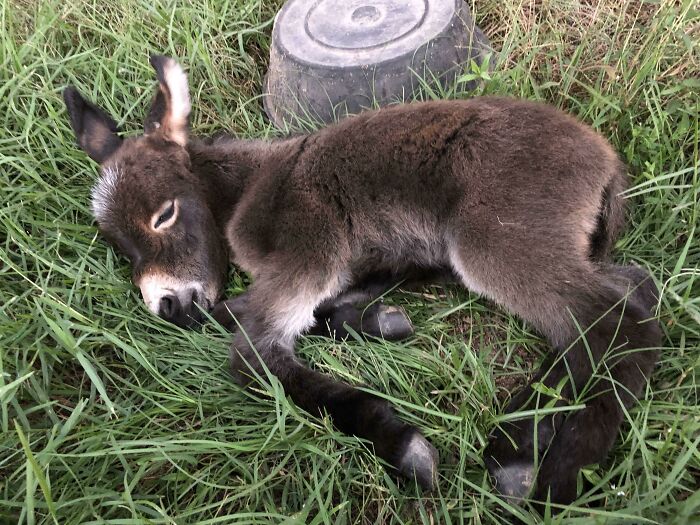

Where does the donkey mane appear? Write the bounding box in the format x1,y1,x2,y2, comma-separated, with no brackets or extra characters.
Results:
63,56,661,508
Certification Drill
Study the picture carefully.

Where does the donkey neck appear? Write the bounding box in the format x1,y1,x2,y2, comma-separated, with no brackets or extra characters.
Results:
188,135,304,230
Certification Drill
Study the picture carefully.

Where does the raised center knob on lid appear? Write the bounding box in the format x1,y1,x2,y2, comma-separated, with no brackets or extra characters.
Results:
306,0,426,50
351,5,381,24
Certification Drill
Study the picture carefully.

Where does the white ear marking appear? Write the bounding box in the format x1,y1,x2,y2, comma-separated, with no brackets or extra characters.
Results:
161,58,190,146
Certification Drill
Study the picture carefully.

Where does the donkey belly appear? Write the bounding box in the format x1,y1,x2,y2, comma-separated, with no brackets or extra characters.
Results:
349,208,450,282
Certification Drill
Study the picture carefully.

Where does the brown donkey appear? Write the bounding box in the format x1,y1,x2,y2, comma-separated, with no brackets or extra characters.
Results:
63,56,661,505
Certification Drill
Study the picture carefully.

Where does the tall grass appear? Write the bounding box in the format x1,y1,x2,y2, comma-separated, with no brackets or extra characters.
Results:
1,0,698,523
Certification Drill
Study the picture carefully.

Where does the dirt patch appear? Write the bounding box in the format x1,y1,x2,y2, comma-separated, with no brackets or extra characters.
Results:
446,307,540,402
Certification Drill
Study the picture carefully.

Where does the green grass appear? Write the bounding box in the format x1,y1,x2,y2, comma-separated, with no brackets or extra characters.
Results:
1,0,698,523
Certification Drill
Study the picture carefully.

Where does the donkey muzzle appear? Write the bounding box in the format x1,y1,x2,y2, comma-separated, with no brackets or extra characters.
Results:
138,273,213,328
158,291,210,328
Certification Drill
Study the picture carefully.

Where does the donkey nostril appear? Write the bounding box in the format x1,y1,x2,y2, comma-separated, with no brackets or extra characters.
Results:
191,290,211,312
159,294,180,320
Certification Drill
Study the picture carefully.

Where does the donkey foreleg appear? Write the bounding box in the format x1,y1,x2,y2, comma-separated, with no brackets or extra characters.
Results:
309,296,414,341
227,281,437,489
213,288,414,341
211,293,251,331
308,267,456,341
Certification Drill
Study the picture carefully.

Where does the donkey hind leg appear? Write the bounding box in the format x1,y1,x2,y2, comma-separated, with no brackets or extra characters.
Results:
228,278,438,489
528,265,660,503
447,241,660,503
482,265,660,504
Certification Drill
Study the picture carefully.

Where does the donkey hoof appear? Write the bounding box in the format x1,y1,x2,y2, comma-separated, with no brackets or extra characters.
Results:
489,462,534,500
398,432,439,490
377,305,414,341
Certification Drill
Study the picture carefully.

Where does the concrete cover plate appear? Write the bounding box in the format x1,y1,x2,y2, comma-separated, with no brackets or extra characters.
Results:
265,0,491,127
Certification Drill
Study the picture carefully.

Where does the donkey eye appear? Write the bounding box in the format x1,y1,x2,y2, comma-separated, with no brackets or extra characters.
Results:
152,200,178,230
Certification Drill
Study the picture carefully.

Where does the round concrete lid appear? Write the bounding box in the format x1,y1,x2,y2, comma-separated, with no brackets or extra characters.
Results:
264,0,491,127
275,0,457,68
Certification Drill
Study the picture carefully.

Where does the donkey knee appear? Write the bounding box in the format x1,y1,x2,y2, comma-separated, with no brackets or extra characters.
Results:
227,316,280,387
228,345,253,387
212,293,250,332
607,264,659,315
228,344,256,388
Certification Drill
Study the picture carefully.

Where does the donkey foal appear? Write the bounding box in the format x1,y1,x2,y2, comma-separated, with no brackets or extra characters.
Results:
64,56,661,505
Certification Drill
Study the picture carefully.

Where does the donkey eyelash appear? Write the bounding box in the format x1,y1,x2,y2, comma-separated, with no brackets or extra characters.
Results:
152,200,178,230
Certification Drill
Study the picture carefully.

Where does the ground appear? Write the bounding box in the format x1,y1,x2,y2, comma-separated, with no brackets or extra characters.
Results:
0,0,698,523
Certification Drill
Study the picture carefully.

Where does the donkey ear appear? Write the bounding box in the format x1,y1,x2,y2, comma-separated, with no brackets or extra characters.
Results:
63,86,123,163
144,88,167,135
145,55,190,146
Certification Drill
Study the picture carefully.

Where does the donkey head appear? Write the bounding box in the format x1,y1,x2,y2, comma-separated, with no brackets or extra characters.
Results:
64,56,228,327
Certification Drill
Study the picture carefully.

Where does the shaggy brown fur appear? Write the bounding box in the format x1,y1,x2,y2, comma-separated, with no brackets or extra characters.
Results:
63,56,660,505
